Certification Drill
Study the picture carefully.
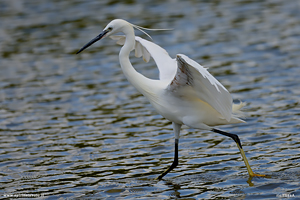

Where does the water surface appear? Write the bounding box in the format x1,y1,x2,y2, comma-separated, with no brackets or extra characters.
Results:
0,0,300,199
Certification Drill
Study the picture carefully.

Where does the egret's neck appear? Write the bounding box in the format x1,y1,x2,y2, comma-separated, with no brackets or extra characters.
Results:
119,27,158,98
119,27,135,58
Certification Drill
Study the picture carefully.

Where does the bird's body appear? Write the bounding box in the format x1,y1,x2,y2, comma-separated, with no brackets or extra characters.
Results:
77,19,264,179
111,32,244,130
142,79,241,129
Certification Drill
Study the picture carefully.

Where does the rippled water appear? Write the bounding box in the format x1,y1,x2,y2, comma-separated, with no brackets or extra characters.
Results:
1,0,300,199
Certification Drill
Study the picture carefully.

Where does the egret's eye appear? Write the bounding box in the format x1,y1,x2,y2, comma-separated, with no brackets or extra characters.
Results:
107,27,113,31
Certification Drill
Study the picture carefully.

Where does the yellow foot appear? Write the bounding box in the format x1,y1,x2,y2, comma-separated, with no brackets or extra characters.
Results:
251,173,266,177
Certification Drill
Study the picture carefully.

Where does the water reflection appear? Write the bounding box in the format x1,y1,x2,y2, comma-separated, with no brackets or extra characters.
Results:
1,0,300,199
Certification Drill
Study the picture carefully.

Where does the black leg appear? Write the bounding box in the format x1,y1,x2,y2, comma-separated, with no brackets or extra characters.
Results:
212,128,242,149
156,139,179,180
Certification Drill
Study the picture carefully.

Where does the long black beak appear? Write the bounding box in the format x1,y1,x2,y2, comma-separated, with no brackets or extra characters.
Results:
76,29,109,54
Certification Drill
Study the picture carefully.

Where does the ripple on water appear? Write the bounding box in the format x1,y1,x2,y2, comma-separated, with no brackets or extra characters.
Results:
1,0,300,199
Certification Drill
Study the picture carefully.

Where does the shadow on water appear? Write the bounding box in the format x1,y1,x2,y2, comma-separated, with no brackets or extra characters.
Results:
80,169,300,199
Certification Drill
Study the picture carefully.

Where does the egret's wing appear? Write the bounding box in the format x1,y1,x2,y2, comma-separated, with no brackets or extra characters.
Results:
110,35,176,80
168,54,232,121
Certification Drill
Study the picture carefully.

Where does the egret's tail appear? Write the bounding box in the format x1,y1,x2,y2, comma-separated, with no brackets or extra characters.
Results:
232,101,246,118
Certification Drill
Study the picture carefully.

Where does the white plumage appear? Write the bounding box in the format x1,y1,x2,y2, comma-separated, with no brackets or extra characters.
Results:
111,35,244,128
77,19,264,179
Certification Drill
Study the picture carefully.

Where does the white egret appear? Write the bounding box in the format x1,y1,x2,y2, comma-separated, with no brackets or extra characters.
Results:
77,19,264,180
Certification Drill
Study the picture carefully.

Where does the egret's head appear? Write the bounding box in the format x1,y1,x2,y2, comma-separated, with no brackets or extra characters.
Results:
104,19,131,35
76,19,130,54
76,19,171,54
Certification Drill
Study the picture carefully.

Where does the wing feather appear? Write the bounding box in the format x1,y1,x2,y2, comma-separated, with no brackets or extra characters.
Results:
168,54,233,121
